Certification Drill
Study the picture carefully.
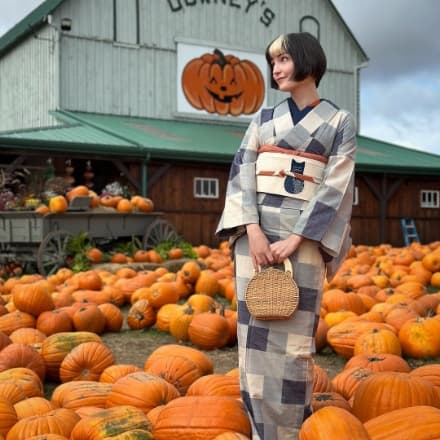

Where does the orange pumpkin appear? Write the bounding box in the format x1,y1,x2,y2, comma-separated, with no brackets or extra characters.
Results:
48,195,68,213
66,185,89,202
35,204,50,215
116,198,133,213
181,48,265,116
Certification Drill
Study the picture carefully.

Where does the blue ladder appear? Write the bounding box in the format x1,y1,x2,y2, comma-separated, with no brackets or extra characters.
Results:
400,217,420,246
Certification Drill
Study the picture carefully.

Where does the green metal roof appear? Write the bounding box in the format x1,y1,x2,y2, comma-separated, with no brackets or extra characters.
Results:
0,0,66,57
0,110,439,173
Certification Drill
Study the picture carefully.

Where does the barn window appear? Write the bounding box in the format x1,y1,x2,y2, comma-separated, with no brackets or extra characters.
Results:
299,16,320,40
420,190,440,208
194,178,219,199
113,0,140,45
353,186,359,206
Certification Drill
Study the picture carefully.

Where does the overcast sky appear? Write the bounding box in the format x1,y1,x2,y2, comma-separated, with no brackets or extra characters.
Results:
0,0,439,155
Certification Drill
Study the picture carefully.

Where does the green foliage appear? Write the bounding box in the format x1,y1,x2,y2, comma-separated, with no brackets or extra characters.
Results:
113,236,142,256
154,240,197,260
66,232,93,272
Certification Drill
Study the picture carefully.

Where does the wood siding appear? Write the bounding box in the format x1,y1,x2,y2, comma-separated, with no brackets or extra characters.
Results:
147,161,440,247
0,27,59,131
51,0,361,121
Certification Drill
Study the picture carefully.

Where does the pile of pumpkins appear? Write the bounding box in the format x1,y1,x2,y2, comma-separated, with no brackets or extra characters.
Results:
0,240,440,437
35,185,155,215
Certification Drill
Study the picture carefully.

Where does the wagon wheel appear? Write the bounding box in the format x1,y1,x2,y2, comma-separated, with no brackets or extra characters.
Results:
143,219,180,249
37,230,74,276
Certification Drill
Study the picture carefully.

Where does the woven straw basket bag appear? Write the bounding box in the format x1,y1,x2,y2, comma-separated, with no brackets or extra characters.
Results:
245,258,299,320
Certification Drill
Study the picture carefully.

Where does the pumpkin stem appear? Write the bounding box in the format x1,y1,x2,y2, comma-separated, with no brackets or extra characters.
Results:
213,48,228,67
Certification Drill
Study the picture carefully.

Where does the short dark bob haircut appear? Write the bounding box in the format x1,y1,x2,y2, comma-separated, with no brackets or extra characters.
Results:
265,32,327,88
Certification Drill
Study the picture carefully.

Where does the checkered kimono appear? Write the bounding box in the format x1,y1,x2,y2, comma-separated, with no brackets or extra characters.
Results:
216,98,356,439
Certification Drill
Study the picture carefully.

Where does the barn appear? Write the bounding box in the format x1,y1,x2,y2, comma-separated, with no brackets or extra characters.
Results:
0,0,439,247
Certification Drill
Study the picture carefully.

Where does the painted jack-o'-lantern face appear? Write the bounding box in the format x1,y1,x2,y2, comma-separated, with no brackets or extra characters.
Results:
182,48,265,116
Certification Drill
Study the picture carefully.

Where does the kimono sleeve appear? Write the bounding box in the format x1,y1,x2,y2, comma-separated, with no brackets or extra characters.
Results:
292,111,356,262
215,115,261,240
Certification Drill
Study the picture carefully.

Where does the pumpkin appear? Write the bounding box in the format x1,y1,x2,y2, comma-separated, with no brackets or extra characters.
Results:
40,331,102,381
181,48,264,116
48,195,68,213
0,310,36,335
213,434,250,440
102,430,153,440
0,382,27,404
364,405,440,440
66,185,89,201
99,195,122,208
59,341,115,382
153,395,251,439
188,307,229,350
155,304,184,332
86,247,104,264
99,364,142,384
167,247,184,260
331,367,373,401
194,270,220,297
313,364,333,393
298,406,370,439
105,372,180,414
13,396,55,420
0,342,46,381
326,319,396,359
186,373,240,398
169,303,195,342
72,303,106,334
410,364,440,397
146,282,179,309
186,293,216,313
351,371,440,422
353,327,402,356
311,391,352,413
144,344,213,376
145,355,203,395
0,367,44,399
51,380,112,409
70,405,152,440
36,309,73,336
321,288,366,314
97,303,124,332
35,204,50,215
127,299,156,330
344,353,411,373
0,331,11,351
116,198,133,212
12,280,55,316
398,316,440,358
6,407,80,440
0,395,18,437
135,197,154,213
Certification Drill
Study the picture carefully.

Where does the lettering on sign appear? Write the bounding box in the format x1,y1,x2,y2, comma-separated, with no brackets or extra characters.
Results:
167,0,276,27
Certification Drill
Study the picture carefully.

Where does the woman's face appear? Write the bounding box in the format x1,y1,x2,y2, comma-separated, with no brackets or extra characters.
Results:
271,52,296,92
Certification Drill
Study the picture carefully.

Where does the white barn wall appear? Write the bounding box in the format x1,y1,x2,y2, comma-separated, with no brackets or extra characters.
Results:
0,0,366,129
0,26,59,131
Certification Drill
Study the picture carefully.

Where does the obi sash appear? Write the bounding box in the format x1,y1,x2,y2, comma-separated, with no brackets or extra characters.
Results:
256,145,328,201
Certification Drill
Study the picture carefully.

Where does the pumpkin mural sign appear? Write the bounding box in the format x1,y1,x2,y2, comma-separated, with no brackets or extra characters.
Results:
181,48,265,116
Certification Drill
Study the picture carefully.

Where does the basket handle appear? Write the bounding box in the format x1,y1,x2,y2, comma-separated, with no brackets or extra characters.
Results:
283,258,293,274
255,258,293,274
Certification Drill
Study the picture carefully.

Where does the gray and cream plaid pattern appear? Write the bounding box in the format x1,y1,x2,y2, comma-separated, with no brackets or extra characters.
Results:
216,98,356,439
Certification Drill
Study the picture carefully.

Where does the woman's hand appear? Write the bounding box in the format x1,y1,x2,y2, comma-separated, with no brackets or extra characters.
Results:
270,234,303,263
246,224,274,270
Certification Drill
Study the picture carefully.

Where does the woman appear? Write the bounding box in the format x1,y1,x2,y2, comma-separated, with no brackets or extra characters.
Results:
216,32,356,439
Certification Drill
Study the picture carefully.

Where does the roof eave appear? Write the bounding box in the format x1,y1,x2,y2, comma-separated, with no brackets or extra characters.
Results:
0,0,66,57
0,137,147,158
